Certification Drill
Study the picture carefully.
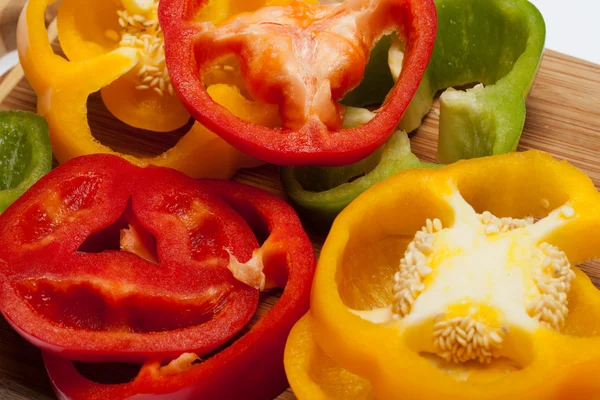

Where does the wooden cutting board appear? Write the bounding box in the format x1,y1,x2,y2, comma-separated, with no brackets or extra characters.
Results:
0,49,599,399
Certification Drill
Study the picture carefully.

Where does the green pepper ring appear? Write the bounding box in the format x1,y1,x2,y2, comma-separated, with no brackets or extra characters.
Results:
282,128,440,225
282,0,545,225
0,111,53,213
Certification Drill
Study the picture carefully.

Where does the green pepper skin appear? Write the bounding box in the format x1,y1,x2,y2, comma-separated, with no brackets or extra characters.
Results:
282,0,545,225
0,111,52,213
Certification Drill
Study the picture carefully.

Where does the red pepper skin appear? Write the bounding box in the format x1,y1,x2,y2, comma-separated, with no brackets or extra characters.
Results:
159,0,437,166
0,156,316,399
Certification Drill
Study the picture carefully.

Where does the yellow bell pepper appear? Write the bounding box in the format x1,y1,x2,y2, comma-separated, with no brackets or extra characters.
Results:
285,151,600,400
17,0,288,178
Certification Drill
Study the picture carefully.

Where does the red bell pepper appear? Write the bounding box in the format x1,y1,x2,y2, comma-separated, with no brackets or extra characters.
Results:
159,0,437,166
0,154,315,399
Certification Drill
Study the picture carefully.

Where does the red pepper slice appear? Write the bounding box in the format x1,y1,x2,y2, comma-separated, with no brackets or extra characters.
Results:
0,155,315,399
159,0,437,166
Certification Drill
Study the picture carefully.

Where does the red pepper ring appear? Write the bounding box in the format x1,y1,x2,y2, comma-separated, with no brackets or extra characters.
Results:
0,155,316,399
42,179,316,400
159,0,437,166
0,155,259,363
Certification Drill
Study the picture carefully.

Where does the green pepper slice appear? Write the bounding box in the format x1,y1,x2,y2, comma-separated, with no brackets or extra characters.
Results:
0,111,52,213
282,108,440,224
282,0,545,224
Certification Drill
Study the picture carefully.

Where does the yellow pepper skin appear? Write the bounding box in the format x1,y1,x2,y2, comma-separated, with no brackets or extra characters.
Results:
17,0,283,179
285,151,600,400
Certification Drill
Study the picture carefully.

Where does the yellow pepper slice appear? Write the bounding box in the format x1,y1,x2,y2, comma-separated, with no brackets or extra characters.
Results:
57,0,186,132
286,151,600,399
17,0,285,178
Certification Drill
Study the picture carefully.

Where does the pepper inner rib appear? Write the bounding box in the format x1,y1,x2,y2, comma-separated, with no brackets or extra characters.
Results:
351,190,577,364
199,0,398,130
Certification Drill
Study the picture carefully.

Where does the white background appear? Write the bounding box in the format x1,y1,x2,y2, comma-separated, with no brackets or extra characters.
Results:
529,0,600,64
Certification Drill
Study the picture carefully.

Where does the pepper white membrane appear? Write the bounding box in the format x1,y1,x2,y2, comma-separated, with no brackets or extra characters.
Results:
351,189,577,364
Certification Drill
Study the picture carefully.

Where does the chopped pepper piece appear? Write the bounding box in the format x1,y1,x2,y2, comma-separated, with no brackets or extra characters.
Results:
17,0,283,178
0,154,315,399
282,0,545,222
159,0,437,166
285,151,600,400
0,111,52,213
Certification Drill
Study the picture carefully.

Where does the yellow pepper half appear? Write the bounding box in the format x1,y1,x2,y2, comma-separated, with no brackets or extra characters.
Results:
285,151,600,400
17,0,289,179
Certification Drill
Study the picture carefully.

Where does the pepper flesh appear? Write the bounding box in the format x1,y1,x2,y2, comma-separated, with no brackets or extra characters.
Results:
17,0,282,179
159,0,437,166
285,151,600,400
282,0,545,222
0,111,52,213
0,154,316,399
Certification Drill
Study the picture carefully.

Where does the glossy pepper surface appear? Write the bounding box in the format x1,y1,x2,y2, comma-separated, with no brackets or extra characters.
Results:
0,154,316,399
159,0,437,166
0,111,52,213
283,0,545,222
17,0,285,179
285,151,600,400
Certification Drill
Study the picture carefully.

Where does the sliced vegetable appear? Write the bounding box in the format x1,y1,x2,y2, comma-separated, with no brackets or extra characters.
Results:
283,0,545,222
0,111,52,213
159,0,437,166
285,151,600,400
392,0,546,163
17,0,283,178
57,0,189,132
282,108,440,224
0,154,315,399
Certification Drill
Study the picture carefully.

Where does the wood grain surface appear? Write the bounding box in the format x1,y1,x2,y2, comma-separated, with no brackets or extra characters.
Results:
0,49,599,399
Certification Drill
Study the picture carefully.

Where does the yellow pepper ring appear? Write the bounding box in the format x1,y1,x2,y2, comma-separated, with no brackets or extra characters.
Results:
290,151,600,400
18,0,281,179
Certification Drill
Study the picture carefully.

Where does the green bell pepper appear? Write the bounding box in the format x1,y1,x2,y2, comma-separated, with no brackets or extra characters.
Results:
0,111,52,213
282,0,545,224
282,108,440,224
